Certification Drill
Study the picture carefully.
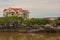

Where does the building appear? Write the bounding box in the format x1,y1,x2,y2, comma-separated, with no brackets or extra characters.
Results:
3,8,29,20
47,17,58,20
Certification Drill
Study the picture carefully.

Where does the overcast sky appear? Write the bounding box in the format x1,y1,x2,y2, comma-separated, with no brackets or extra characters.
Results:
0,0,60,18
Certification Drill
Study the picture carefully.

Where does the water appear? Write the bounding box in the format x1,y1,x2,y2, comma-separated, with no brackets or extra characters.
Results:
0,32,60,40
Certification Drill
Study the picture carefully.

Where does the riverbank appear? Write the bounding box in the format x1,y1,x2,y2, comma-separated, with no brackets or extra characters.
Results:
0,25,60,33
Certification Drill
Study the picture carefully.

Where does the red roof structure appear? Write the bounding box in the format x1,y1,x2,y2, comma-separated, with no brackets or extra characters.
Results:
4,8,28,12
22,10,28,12
4,9,7,11
12,8,20,10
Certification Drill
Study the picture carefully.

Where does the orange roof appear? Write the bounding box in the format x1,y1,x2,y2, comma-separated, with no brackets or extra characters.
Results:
12,8,20,10
22,10,28,12
4,8,29,12
4,9,7,11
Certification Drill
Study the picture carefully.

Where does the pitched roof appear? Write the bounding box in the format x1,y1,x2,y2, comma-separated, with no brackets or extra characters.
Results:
4,9,7,11
4,8,29,12
22,10,28,12
12,8,20,10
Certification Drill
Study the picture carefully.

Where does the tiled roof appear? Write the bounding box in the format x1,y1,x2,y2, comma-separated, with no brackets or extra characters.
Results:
4,9,7,11
22,10,28,12
4,8,29,12
12,8,20,10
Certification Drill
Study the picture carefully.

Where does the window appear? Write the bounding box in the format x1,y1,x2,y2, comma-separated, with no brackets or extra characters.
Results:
10,12,15,16
6,12,15,17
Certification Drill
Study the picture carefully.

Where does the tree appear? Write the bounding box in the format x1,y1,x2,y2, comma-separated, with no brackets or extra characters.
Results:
57,17,60,20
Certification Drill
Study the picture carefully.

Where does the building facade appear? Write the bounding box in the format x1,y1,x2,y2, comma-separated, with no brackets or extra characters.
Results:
3,8,29,20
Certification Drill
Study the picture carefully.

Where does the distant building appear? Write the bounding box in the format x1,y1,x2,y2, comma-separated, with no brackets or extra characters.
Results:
47,17,58,20
3,8,29,20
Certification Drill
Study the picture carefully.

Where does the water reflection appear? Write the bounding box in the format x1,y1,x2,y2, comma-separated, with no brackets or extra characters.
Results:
0,32,60,40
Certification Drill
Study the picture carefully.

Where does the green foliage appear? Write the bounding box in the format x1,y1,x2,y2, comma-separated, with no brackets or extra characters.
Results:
23,20,30,25
23,18,51,25
23,18,57,25
54,17,60,26
57,17,60,20
0,17,60,26
54,20,60,26
0,16,24,25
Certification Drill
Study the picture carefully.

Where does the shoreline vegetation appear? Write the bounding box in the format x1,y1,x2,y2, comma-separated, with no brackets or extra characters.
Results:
0,16,60,33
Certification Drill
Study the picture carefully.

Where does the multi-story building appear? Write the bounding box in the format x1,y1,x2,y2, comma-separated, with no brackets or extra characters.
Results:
3,8,29,20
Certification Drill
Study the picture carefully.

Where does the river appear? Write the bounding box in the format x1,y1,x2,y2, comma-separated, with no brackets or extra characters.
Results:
0,32,60,40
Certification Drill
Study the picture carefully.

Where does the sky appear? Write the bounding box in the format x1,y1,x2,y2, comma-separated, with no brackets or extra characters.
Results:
0,0,60,18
